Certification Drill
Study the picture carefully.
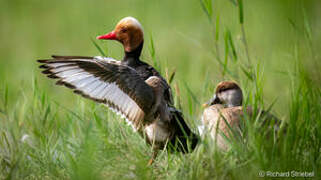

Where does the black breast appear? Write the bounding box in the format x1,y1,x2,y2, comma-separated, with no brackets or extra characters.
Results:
122,41,173,105
122,42,161,81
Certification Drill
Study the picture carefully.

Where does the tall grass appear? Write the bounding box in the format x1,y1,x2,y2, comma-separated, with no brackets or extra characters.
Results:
1,0,321,179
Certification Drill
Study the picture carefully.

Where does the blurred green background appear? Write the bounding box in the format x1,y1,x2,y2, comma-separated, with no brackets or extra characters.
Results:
1,0,321,179
1,0,320,118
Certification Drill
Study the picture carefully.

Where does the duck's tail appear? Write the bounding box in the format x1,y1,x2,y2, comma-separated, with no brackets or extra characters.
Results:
168,107,199,153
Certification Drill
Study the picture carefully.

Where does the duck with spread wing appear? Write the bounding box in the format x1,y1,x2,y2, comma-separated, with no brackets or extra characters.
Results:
38,17,198,164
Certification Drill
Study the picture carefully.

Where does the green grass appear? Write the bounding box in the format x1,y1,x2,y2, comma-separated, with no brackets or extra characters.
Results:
1,0,321,179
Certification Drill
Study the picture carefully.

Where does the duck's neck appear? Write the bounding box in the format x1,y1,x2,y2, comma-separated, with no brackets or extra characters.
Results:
123,41,143,66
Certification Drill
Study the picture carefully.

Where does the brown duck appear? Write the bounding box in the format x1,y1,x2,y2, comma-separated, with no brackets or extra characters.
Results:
201,81,281,150
38,17,198,164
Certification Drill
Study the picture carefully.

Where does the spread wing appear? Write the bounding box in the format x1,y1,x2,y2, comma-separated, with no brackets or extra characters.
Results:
38,55,155,129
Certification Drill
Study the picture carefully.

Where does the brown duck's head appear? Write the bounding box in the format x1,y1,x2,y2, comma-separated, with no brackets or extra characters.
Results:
203,81,243,108
97,17,144,53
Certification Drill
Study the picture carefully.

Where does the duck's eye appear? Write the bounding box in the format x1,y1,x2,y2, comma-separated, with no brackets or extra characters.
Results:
121,28,127,33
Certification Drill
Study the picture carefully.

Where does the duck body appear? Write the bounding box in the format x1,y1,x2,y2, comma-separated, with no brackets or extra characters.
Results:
126,55,197,152
121,43,172,103
201,81,281,150
139,76,172,149
202,105,251,150
38,17,198,163
38,55,197,159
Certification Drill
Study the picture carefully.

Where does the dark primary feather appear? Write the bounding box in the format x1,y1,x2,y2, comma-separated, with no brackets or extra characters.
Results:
38,55,199,153
38,56,156,126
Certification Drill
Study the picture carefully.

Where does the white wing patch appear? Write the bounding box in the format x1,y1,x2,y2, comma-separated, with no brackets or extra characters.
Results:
45,60,145,130
94,56,121,64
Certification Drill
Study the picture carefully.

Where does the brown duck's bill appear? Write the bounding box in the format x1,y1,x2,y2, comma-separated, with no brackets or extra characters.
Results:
202,94,220,107
97,31,117,40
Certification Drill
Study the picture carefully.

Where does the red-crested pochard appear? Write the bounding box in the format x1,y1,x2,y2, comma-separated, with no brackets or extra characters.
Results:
201,81,281,150
38,17,198,164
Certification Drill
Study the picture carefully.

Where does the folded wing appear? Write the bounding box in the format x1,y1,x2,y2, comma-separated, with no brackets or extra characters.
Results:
38,55,155,129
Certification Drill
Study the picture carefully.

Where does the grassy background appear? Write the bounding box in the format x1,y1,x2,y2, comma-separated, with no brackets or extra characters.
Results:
0,0,321,179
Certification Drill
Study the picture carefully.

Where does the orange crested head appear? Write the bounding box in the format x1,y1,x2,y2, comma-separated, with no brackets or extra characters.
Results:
97,17,144,53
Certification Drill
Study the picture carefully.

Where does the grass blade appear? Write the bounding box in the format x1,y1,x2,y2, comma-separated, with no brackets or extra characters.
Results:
302,8,312,42
237,0,244,24
229,0,237,6
4,83,8,112
287,18,299,32
227,30,238,61
200,0,213,22
223,30,230,76
183,81,200,105
240,65,254,81
91,38,106,56
169,68,176,84
149,34,161,72
215,14,220,42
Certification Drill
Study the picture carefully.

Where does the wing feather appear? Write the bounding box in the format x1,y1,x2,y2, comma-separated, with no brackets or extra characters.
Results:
38,56,155,129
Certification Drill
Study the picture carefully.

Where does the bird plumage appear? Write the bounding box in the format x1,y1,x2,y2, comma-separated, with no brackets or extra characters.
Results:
38,17,198,164
201,81,282,150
